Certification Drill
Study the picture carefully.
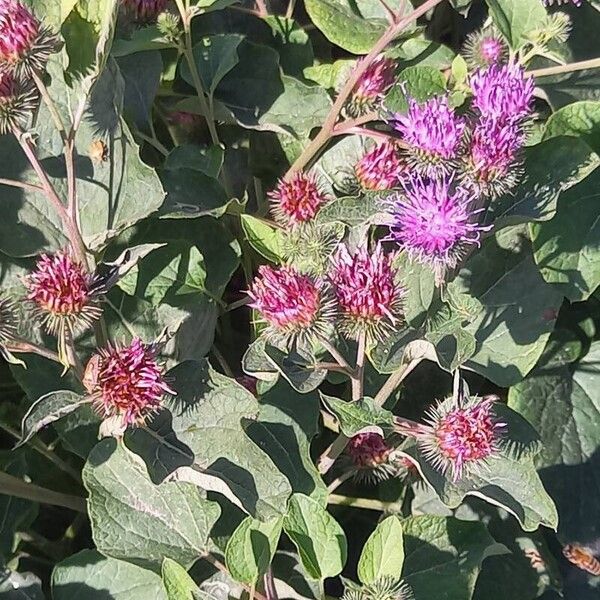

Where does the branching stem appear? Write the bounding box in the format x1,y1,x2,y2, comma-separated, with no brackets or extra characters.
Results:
528,56,600,78
373,358,421,407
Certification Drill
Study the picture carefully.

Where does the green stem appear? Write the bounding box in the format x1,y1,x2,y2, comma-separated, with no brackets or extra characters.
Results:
135,129,169,156
351,331,366,400
373,358,421,407
328,493,402,512
0,177,44,193
0,472,86,513
5,338,61,364
31,70,67,142
528,56,600,78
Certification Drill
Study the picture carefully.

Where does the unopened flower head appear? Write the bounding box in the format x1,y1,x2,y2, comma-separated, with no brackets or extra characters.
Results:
354,141,405,191
347,55,396,117
0,294,18,344
463,29,507,68
343,577,415,600
0,0,58,74
25,251,103,337
248,265,334,344
470,60,534,122
283,222,341,276
419,395,506,481
93,338,174,427
0,69,35,133
542,0,581,6
463,115,525,197
346,432,398,484
269,172,328,227
121,0,169,22
387,176,488,279
330,243,404,341
392,96,466,175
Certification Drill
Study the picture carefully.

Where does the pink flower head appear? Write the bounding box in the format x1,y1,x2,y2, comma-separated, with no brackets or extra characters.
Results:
470,60,534,122
25,251,103,336
329,243,403,340
419,395,505,481
346,432,399,484
94,338,174,427
354,141,405,191
392,96,466,175
121,0,169,21
248,265,333,342
351,56,396,105
269,172,328,227
0,0,56,73
387,176,488,277
465,115,525,196
463,30,507,68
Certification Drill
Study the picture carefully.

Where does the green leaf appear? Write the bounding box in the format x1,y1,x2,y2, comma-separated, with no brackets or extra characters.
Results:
508,341,600,543
83,439,221,568
52,549,168,599
454,226,563,387
316,195,388,228
402,516,506,600
112,25,178,57
320,394,394,437
283,494,347,580
164,145,224,179
485,0,547,49
225,516,283,584
264,16,314,78
0,569,44,599
162,558,199,600
531,169,600,301
126,360,292,520
264,344,327,394
241,215,286,263
543,100,600,154
18,391,90,446
401,403,557,532
304,59,355,90
384,66,446,112
242,338,279,382
369,332,431,375
397,255,435,328
357,516,405,585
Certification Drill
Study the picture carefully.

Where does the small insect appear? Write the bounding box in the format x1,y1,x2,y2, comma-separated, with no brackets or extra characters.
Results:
89,139,108,163
563,544,600,576
83,354,101,394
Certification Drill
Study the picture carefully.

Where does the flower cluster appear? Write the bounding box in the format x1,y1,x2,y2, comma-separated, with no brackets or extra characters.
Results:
25,251,103,337
354,141,405,191
269,172,328,227
418,395,506,481
121,0,169,22
347,56,396,117
92,338,174,426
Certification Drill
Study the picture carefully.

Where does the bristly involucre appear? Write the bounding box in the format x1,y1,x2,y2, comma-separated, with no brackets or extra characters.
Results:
120,0,169,22
343,577,415,600
391,95,466,176
386,175,488,281
346,55,396,117
0,0,58,74
93,338,174,427
0,69,36,133
345,432,398,484
419,394,506,482
0,294,18,344
463,29,507,68
329,243,404,341
269,172,329,227
354,141,405,191
248,265,334,345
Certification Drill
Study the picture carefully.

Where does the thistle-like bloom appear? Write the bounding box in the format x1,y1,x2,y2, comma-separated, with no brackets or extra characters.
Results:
248,265,334,343
269,172,328,227
0,294,18,344
354,142,405,191
329,243,403,341
419,395,506,481
93,338,174,427
463,30,507,68
470,60,534,123
120,0,169,22
391,96,466,175
346,56,396,117
25,251,103,337
463,115,525,197
0,0,58,74
346,432,398,484
0,69,35,133
387,176,488,277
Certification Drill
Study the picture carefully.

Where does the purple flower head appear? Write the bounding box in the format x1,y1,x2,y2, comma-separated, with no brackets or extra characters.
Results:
470,60,534,122
387,175,488,278
268,172,328,227
464,115,525,197
463,30,507,68
354,141,405,191
345,432,399,484
346,56,396,116
392,95,466,175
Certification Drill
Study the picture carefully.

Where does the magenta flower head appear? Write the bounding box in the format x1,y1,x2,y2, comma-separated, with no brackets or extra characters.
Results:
470,60,534,122
387,176,488,280
0,69,35,133
121,0,169,22
463,115,525,197
329,243,404,341
391,95,466,176
346,432,398,484
248,265,334,344
418,395,506,482
269,172,328,227
25,251,103,339
347,55,396,117
354,141,405,191
0,0,58,74
463,30,507,68
92,338,174,427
